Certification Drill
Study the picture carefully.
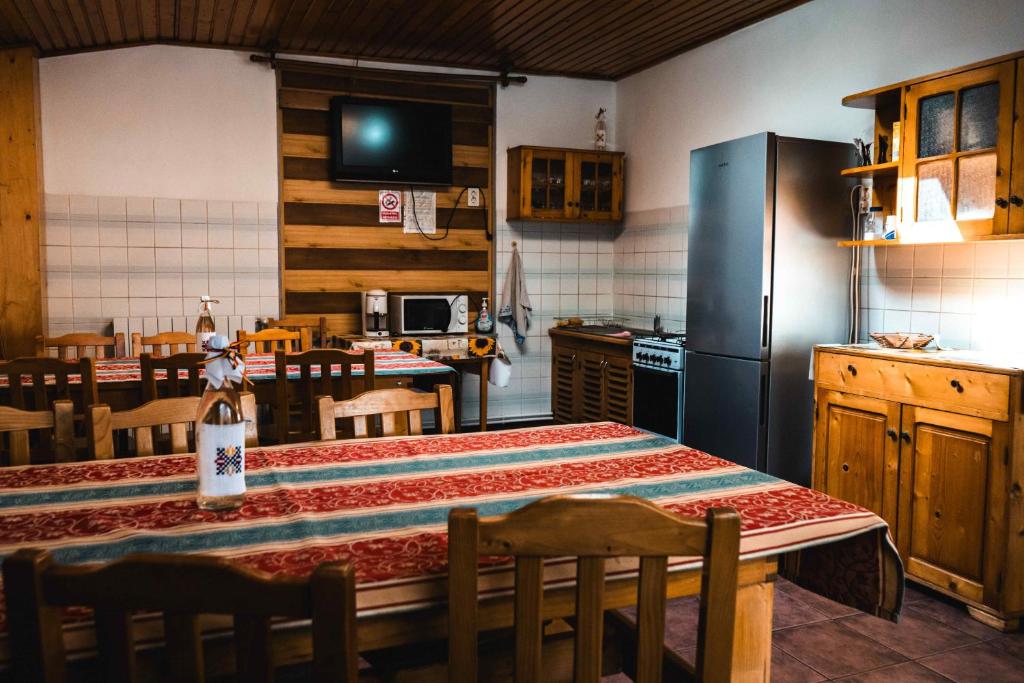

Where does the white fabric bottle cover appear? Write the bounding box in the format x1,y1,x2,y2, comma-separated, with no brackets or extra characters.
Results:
197,422,247,497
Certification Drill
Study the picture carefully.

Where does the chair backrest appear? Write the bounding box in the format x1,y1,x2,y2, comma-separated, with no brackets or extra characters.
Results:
237,328,309,355
447,496,741,683
0,357,99,412
268,317,328,348
35,333,126,359
0,402,75,466
140,352,208,402
2,548,358,683
88,394,259,458
131,331,197,356
275,349,375,444
318,385,455,440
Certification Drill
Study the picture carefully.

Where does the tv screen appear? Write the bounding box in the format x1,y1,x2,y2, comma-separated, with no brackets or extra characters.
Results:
330,96,453,185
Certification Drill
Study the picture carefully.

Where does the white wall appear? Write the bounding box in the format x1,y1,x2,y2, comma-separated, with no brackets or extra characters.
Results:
616,0,1024,211
40,46,278,201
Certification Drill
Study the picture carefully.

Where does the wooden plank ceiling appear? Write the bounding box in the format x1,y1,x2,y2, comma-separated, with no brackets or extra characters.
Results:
0,0,809,79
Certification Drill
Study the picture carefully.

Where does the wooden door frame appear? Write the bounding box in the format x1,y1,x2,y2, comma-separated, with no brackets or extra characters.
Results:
1010,58,1024,233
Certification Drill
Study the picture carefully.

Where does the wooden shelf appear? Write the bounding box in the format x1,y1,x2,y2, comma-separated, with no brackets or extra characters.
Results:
840,161,898,179
838,234,1024,248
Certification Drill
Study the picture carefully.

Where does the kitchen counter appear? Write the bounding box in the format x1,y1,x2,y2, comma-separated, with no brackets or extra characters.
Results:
548,325,653,346
816,343,1024,375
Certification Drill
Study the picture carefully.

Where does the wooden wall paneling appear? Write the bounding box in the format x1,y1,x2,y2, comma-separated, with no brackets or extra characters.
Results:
0,47,44,359
276,62,495,336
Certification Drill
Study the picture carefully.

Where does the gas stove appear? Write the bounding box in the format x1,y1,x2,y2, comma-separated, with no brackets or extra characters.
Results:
632,334,686,371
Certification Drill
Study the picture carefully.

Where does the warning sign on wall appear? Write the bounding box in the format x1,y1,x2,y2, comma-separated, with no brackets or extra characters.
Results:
378,190,402,223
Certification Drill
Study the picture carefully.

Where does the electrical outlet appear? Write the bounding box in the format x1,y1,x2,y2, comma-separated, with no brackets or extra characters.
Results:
467,187,481,207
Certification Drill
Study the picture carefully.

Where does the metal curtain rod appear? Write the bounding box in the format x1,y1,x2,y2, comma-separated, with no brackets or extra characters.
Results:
249,54,527,87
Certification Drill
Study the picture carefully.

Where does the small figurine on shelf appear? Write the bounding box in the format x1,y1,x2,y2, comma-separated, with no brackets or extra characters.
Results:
476,296,494,334
594,108,607,151
877,135,889,164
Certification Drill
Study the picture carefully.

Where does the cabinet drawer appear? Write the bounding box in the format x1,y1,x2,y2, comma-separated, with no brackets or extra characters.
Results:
816,352,1010,421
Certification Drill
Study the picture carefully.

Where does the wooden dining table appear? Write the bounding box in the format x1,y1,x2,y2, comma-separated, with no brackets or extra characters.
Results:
0,422,903,680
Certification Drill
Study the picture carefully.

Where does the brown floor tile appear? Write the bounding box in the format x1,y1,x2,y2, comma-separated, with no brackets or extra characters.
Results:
662,595,701,651
839,608,978,659
771,647,826,682
833,661,953,682
919,641,1024,682
905,600,1002,640
773,621,906,678
775,579,861,619
772,589,831,630
989,631,1024,662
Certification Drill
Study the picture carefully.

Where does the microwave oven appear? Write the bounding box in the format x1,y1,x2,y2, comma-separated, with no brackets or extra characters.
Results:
389,294,469,335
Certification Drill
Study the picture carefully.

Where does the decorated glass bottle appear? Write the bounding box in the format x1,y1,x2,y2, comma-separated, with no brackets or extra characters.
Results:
196,296,219,352
196,335,247,511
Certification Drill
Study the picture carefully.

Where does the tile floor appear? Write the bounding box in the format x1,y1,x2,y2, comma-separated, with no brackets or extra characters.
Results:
608,579,1024,682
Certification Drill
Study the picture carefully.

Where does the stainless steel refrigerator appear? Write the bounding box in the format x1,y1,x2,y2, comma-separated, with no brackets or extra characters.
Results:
683,132,856,486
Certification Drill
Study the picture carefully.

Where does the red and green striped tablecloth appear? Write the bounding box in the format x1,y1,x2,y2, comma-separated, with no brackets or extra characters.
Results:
0,350,453,387
0,421,903,659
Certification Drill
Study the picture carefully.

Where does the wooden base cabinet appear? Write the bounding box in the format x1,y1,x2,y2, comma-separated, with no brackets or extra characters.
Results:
812,347,1023,631
550,329,632,426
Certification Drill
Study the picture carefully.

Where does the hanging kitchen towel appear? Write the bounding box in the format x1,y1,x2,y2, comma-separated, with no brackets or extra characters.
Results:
498,242,532,345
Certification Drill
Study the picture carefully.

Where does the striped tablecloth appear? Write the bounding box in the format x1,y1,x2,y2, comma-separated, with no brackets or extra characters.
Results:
0,350,453,387
0,421,903,648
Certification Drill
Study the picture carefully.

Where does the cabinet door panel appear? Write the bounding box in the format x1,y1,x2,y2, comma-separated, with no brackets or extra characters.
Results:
522,149,574,219
603,354,631,425
813,389,900,529
578,351,605,422
900,62,1015,237
551,344,577,423
1011,59,1024,233
898,406,1005,603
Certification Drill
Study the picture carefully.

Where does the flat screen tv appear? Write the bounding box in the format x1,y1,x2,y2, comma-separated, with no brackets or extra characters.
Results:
329,96,453,185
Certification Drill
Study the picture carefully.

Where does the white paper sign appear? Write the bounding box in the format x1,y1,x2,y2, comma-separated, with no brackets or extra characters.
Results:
379,190,402,223
403,190,437,234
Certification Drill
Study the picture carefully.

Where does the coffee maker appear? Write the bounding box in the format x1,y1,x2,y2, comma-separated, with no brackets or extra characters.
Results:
362,290,389,337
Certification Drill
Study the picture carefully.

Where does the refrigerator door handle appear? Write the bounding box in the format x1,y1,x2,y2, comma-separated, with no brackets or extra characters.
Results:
761,295,770,348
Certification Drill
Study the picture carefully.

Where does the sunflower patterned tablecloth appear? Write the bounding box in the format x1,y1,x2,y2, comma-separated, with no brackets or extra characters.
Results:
0,422,903,664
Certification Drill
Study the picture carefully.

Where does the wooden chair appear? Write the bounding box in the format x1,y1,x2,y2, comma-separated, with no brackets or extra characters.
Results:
2,548,358,683
317,385,455,440
447,496,742,683
88,394,259,458
268,317,328,348
131,331,197,356
0,357,99,458
0,402,75,466
35,332,126,359
276,348,376,443
140,352,208,402
237,327,310,355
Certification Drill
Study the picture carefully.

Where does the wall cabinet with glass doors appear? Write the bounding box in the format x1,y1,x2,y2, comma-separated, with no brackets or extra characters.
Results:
840,50,1024,246
507,146,624,222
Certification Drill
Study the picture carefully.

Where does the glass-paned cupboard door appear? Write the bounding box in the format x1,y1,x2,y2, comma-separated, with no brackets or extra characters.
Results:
901,62,1015,237
523,148,574,219
574,153,623,221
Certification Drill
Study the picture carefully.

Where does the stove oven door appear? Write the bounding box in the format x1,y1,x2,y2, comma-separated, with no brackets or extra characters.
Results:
631,364,683,442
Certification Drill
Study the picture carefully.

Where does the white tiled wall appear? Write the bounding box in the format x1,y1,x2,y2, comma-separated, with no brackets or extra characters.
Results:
613,206,688,332
464,214,616,424
859,242,1024,351
43,194,280,341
